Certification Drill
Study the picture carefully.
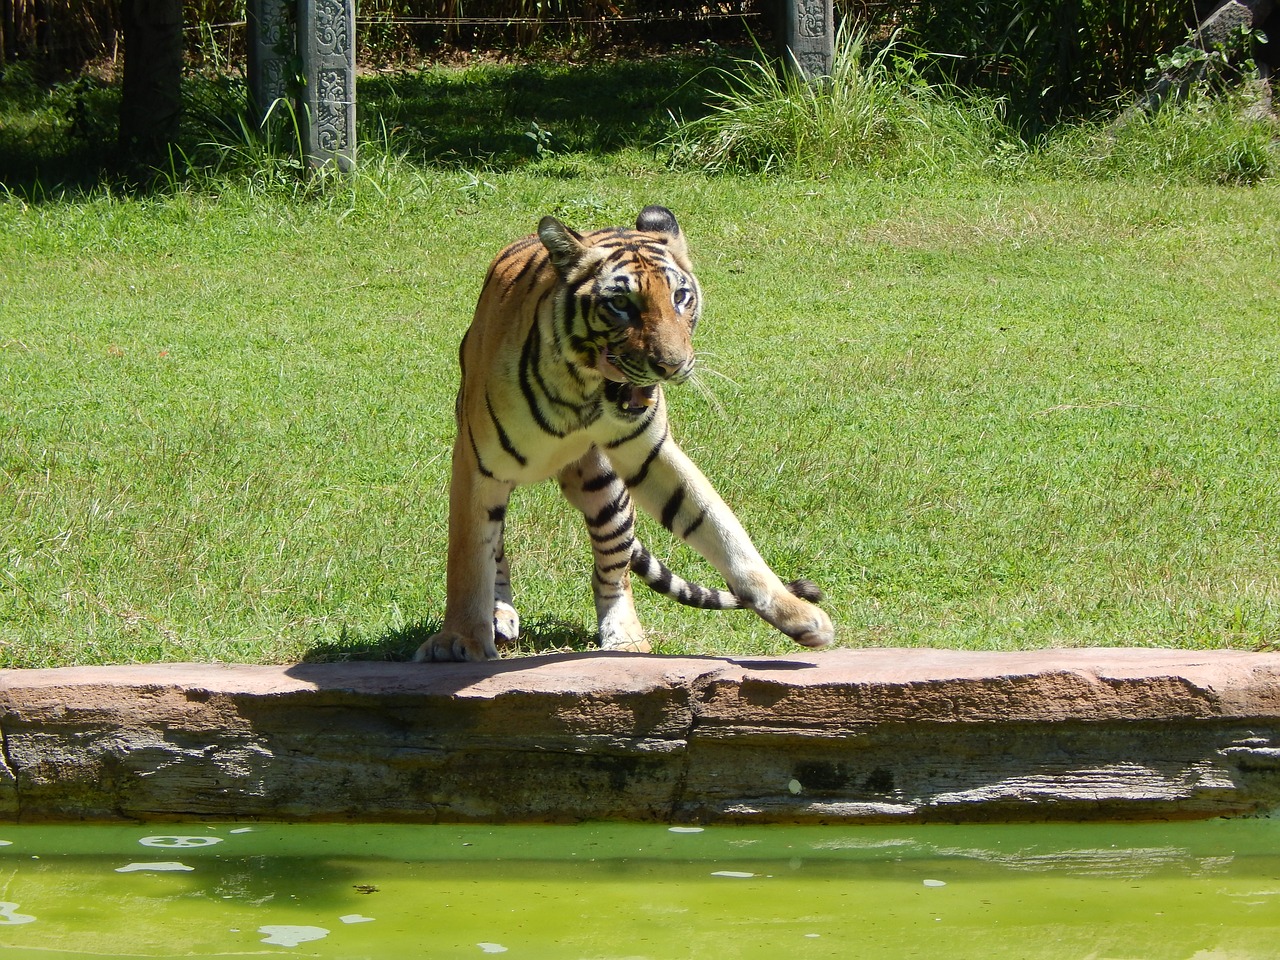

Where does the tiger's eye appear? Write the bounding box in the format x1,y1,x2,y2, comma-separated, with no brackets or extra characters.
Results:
609,294,630,311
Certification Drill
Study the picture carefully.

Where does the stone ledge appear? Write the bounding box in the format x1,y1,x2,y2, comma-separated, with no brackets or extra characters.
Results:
1,648,1277,823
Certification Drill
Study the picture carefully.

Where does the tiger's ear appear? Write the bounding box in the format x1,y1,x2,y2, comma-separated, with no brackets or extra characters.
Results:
538,216,587,276
636,205,688,257
636,205,679,236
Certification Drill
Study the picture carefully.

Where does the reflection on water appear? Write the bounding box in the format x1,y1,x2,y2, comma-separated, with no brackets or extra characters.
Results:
0,819,1275,958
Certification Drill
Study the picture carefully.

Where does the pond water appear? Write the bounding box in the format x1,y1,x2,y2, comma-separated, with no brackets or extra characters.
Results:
0,819,1276,958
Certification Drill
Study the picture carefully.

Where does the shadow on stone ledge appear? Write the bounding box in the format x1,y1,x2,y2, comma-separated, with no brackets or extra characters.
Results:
298,616,605,664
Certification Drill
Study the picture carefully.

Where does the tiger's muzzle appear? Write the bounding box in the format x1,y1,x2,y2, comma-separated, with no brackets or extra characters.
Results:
596,349,693,413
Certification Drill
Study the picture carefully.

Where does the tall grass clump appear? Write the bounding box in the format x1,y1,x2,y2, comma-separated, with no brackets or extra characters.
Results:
172,80,442,210
1017,19,1280,186
1032,90,1279,185
669,26,1010,177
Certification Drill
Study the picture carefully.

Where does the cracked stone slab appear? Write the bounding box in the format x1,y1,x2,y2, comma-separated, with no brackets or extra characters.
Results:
0,649,1277,823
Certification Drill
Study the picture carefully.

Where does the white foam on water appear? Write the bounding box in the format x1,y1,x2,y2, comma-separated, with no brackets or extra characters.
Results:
228,827,255,835
340,914,375,924
115,862,195,873
711,871,755,879
811,837,916,852
923,879,947,887
259,925,330,947
0,902,36,925
477,943,508,953
668,826,704,834
139,835,223,849
0,841,12,847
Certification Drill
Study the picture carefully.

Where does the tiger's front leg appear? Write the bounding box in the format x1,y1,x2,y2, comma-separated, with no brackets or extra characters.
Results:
558,447,650,653
605,417,834,649
414,435,516,663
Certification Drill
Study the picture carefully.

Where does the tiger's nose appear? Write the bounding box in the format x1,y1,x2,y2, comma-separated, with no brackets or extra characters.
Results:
652,356,693,381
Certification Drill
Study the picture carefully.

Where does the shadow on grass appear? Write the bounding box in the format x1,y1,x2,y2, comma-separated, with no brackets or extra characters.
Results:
359,50,732,168
0,50,735,197
0,71,127,197
301,616,601,663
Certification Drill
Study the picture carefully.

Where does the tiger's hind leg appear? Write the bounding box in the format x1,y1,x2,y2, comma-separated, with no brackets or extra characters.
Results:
558,447,651,653
492,526,520,646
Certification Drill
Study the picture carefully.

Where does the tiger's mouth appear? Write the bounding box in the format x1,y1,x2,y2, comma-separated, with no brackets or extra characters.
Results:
596,352,659,412
604,380,658,413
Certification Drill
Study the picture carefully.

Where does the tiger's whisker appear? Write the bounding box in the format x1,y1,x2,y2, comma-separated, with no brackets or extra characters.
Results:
685,368,729,420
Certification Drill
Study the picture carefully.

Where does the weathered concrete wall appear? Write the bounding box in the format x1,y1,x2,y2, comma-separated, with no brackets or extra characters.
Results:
1,649,1277,823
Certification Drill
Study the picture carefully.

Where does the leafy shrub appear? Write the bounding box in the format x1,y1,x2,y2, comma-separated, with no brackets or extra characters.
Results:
901,0,1194,129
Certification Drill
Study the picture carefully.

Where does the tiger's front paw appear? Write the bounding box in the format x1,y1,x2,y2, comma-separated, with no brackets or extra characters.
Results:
788,603,834,649
598,608,651,653
413,629,499,663
765,593,834,650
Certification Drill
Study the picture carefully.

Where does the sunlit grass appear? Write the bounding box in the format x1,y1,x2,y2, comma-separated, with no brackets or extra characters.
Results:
3,165,1279,665
2,44,1279,664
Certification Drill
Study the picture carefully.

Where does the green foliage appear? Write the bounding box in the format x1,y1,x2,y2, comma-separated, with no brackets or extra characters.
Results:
1143,23,1270,114
1150,24,1265,81
667,27,1277,185
2,0,1249,129
3,41,1275,203
1025,23,1279,186
1033,91,1278,185
0,64,119,195
900,0,1194,128
524,120,557,159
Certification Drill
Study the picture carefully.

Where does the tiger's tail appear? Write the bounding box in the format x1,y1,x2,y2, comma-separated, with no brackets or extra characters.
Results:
630,542,823,610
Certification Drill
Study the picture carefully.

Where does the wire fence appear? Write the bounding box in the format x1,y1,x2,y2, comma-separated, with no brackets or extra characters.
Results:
2,0,1198,124
2,1,799,70
1,2,909,68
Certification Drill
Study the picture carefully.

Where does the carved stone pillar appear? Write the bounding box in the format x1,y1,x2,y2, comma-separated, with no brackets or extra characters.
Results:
782,0,835,81
298,0,356,171
246,0,355,171
246,0,294,126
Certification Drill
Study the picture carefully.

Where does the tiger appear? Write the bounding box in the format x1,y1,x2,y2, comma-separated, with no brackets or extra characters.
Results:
414,205,833,663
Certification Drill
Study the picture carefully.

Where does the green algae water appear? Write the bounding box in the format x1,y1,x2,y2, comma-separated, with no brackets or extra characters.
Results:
0,820,1276,959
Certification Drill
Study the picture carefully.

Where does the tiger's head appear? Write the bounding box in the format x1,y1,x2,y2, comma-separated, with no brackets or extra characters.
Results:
539,206,702,405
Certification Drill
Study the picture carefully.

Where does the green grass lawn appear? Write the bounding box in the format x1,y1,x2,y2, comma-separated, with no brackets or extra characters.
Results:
2,47,1278,666
3,165,1277,666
